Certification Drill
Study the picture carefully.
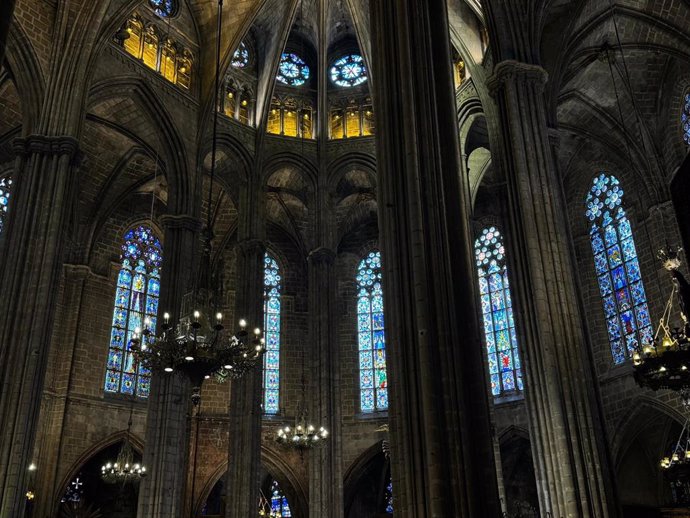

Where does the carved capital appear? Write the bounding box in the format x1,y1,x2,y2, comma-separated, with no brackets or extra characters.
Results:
13,135,80,161
308,246,336,265
159,214,204,232
63,264,92,282
487,60,548,97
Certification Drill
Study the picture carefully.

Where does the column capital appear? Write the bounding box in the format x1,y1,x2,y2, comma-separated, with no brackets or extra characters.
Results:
12,135,80,159
307,246,336,265
159,214,204,232
487,60,548,97
63,263,93,282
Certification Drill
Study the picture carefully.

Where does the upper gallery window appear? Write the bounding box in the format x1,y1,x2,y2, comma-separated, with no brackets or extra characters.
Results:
0,175,11,234
104,225,163,398
277,53,310,87
474,226,523,396
330,54,367,87
232,41,249,68
585,173,653,363
149,0,178,18
357,251,388,412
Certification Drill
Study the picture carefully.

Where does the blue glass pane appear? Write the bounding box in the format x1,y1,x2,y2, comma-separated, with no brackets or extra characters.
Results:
277,53,310,86
330,54,368,87
359,351,373,369
105,225,162,398
263,254,282,414
607,245,622,267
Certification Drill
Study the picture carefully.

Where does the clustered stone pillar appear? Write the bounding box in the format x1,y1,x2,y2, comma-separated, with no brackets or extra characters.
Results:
137,214,201,518
483,2,619,513
0,135,80,516
225,237,265,518
307,247,344,518
369,0,501,515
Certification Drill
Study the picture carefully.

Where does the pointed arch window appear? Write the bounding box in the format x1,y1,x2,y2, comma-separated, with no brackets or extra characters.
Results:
232,41,249,68
357,251,388,412
474,227,523,396
585,173,653,363
104,226,162,398
0,175,12,234
263,253,282,414
680,90,690,146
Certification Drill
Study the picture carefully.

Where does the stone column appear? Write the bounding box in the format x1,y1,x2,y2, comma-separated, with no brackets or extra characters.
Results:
369,0,501,516
307,247,344,518
225,238,265,518
137,214,201,518
0,136,80,516
485,58,617,516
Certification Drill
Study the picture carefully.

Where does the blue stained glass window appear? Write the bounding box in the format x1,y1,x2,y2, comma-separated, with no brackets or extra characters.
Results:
474,227,523,397
149,0,177,17
384,477,393,514
357,251,388,412
330,54,368,87
585,173,652,363
232,42,249,68
268,480,291,517
277,53,310,86
0,176,11,234
105,225,162,398
263,253,282,414
680,90,690,145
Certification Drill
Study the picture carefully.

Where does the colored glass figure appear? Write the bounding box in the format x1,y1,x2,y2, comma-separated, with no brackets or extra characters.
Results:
0,176,11,234
104,225,162,398
680,91,690,145
232,42,249,68
263,253,282,414
270,480,291,517
474,226,523,396
277,53,310,86
585,173,653,363
357,251,388,412
384,477,393,514
149,0,177,17
330,54,368,87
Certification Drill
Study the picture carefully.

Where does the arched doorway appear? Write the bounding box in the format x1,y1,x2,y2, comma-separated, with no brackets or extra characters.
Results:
344,444,393,518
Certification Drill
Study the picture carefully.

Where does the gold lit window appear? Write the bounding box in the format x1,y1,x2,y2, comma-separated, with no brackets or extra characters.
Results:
268,103,282,135
346,109,360,138
239,94,251,125
142,26,159,70
362,106,374,136
124,18,143,58
283,108,298,137
176,54,192,89
300,109,313,139
225,88,237,118
160,41,176,82
453,59,466,90
330,110,344,139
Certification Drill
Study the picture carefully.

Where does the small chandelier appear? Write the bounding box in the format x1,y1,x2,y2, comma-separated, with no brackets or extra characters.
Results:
660,419,690,476
275,413,329,449
133,313,264,404
101,399,146,484
633,247,690,401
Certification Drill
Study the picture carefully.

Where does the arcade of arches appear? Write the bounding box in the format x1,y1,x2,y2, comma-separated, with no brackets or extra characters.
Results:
1,0,690,517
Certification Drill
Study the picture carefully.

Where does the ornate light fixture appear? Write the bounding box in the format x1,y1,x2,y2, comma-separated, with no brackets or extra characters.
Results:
101,398,146,484
633,247,690,401
660,419,690,474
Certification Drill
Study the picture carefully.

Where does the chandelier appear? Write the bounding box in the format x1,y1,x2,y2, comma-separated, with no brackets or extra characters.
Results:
101,395,146,484
633,247,690,400
132,313,264,404
660,419,690,477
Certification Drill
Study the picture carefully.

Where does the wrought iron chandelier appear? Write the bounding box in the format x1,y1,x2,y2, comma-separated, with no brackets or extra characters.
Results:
101,397,146,484
633,247,690,400
660,418,690,476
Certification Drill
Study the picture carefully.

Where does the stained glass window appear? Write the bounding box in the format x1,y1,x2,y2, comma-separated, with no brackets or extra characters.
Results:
474,226,523,396
232,42,249,68
586,173,653,363
277,53,310,87
104,226,162,398
384,477,393,514
0,176,11,234
263,253,281,414
269,480,291,517
149,0,177,18
683,91,690,146
357,251,388,412
330,54,368,87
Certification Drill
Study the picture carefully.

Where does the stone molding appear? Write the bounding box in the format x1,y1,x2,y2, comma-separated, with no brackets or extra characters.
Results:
12,135,80,159
63,263,93,281
487,60,549,97
159,213,204,232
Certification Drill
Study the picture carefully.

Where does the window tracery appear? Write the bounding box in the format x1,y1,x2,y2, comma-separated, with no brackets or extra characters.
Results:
267,97,314,138
585,173,653,363
357,251,388,412
105,225,162,398
232,42,249,68
330,54,367,87
683,90,690,146
277,53,310,87
330,98,374,139
474,226,523,396
263,253,282,415
149,0,178,18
